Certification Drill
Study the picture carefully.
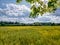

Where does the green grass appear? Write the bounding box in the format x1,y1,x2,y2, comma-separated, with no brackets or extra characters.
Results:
0,26,60,45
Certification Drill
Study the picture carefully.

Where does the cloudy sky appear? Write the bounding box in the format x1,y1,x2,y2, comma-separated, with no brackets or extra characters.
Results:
0,0,60,23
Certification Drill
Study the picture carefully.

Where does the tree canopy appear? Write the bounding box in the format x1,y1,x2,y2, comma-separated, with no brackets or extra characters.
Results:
16,0,60,18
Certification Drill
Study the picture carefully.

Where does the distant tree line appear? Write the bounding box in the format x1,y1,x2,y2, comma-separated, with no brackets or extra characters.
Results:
0,21,60,26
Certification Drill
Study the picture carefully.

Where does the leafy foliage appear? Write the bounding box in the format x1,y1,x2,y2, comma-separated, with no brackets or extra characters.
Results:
16,0,22,3
16,0,60,17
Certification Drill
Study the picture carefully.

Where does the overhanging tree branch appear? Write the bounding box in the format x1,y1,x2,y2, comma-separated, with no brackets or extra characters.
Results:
16,0,60,18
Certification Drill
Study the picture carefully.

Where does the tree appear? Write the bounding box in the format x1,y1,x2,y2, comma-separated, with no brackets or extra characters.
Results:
16,0,60,18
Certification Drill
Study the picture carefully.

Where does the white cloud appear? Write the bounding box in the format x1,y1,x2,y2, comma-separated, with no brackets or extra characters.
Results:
0,3,60,23
0,14,60,23
0,16,18,22
36,15,60,23
0,3,31,16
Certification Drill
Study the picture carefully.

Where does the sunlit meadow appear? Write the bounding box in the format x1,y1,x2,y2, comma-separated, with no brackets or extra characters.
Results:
0,26,60,45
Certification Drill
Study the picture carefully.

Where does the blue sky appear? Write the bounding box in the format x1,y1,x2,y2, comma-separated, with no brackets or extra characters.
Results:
0,0,60,23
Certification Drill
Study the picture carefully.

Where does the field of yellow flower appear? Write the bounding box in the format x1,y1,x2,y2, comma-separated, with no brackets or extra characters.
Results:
0,26,60,45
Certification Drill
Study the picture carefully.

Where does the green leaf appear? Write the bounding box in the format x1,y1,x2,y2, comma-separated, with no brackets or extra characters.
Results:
16,0,22,3
16,0,60,18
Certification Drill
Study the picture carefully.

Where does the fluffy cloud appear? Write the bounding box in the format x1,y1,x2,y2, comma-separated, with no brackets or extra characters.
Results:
0,3,60,23
52,8,60,16
0,16,18,22
0,15,60,23
0,3,31,17
38,15,60,23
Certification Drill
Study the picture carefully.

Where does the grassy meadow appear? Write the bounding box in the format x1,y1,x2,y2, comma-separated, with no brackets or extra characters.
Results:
0,26,60,45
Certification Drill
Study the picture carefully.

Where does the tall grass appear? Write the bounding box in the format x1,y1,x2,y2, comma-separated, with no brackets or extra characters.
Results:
0,26,60,45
